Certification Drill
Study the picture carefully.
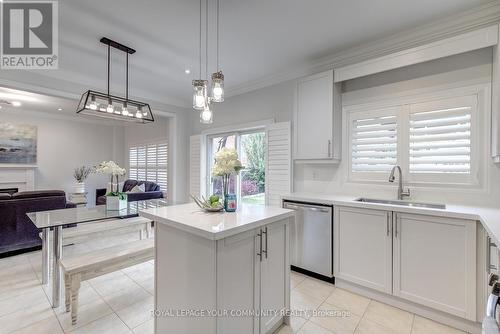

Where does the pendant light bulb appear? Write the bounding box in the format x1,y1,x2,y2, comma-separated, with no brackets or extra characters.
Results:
211,71,224,103
106,103,114,113
200,105,213,124
122,103,128,116
192,80,208,110
89,95,98,110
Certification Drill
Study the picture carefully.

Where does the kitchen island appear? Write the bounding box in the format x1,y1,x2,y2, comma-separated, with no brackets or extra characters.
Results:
139,203,295,334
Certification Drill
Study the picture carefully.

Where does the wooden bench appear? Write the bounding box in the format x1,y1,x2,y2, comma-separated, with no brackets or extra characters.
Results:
60,239,154,325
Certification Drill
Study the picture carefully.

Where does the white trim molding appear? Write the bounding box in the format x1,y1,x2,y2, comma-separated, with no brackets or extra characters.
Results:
334,25,499,82
225,2,500,99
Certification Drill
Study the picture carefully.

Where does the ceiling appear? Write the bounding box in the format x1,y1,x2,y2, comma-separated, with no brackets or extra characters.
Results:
0,87,75,115
3,0,493,109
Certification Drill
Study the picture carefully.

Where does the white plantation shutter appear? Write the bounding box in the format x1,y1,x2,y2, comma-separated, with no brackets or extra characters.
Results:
189,135,202,198
265,122,291,207
129,142,168,192
350,108,399,177
409,96,475,176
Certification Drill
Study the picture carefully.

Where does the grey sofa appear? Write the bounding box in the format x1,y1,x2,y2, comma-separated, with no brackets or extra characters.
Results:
95,180,164,205
0,190,76,256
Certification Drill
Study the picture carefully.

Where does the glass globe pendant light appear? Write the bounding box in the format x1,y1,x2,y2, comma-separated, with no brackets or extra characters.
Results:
192,79,208,110
210,0,224,103
200,103,213,124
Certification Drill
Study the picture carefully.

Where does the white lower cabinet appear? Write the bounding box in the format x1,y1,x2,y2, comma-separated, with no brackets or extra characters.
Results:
334,207,392,293
334,206,477,321
217,220,289,334
392,213,476,320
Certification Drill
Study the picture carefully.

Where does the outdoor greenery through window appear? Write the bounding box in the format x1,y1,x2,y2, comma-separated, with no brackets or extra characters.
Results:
208,131,266,205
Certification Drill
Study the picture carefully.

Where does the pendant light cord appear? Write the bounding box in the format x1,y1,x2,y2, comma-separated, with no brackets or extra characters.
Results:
126,53,129,102
107,43,110,97
199,0,202,79
216,0,219,72
205,0,208,80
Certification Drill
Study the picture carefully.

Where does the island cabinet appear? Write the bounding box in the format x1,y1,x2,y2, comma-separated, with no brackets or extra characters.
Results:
334,206,477,321
218,220,288,334
146,203,293,334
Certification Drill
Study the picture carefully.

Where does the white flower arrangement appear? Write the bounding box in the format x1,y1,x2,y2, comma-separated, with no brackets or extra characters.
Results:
94,161,126,198
211,148,243,197
94,161,126,176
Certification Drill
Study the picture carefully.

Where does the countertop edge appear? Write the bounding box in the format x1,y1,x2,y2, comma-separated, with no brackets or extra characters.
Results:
139,208,295,241
282,193,500,245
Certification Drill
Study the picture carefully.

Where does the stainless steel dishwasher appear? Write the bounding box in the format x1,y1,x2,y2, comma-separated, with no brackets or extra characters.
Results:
283,200,333,280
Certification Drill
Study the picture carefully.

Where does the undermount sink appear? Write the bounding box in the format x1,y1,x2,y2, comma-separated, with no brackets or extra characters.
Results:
355,198,446,210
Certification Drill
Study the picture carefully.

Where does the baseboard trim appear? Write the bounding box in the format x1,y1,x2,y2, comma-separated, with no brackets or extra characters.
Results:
335,278,481,334
0,245,41,258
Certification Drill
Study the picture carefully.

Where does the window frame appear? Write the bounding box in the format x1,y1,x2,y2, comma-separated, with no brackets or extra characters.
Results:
344,85,486,188
128,140,168,192
205,128,266,204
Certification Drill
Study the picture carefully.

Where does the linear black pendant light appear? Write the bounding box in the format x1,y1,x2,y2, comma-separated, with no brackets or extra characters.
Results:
76,37,154,123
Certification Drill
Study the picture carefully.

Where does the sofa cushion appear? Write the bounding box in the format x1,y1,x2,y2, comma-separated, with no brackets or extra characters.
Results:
12,190,66,200
122,180,160,192
0,193,12,200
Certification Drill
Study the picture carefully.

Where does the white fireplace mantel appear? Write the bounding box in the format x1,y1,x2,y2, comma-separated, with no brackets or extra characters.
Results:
0,165,37,192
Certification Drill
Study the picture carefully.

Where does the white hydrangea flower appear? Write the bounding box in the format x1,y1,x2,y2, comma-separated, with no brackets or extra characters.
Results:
212,148,243,177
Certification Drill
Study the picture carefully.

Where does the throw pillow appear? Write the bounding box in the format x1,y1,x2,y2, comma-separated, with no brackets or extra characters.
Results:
129,184,145,193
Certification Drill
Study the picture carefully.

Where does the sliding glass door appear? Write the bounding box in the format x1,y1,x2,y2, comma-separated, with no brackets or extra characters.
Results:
207,130,266,205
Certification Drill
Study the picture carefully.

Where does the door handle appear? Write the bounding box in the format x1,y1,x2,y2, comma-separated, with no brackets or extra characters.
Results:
262,227,268,259
257,230,263,262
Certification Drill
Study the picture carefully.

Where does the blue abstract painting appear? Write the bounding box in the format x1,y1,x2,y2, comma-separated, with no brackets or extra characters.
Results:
0,122,37,164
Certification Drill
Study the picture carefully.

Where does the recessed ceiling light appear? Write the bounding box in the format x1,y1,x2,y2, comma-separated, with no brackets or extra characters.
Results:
58,108,63,111
184,69,191,74
12,101,21,107
0,106,2,109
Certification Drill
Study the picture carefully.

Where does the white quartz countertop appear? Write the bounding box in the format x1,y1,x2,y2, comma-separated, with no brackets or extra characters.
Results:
282,192,500,246
139,203,294,240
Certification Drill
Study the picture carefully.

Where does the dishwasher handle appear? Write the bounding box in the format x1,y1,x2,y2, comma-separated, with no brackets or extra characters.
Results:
283,202,331,213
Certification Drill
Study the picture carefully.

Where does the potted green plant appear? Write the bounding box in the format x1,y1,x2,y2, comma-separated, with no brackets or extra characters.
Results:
72,166,92,194
94,161,127,211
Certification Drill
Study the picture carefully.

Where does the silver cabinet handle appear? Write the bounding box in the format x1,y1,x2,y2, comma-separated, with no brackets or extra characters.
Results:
328,140,332,157
394,213,399,238
262,227,268,259
257,230,263,262
386,212,390,237
487,236,492,274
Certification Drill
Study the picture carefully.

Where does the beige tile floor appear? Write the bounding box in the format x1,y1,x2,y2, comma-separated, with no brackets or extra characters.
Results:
0,232,469,334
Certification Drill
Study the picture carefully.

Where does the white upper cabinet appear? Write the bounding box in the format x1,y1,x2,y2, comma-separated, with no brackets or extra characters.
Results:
293,70,341,162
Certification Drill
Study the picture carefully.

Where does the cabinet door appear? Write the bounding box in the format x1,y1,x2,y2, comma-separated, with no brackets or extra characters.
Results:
294,70,333,160
217,230,260,334
393,213,476,320
334,206,392,293
260,221,288,334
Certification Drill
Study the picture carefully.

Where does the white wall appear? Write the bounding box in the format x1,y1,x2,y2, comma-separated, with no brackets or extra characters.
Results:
0,110,123,204
191,48,500,206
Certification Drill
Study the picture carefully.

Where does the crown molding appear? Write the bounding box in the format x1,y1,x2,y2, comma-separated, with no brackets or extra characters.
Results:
225,1,500,98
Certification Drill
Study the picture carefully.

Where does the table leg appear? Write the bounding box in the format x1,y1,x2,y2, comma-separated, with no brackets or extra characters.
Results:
41,228,50,285
52,226,62,308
